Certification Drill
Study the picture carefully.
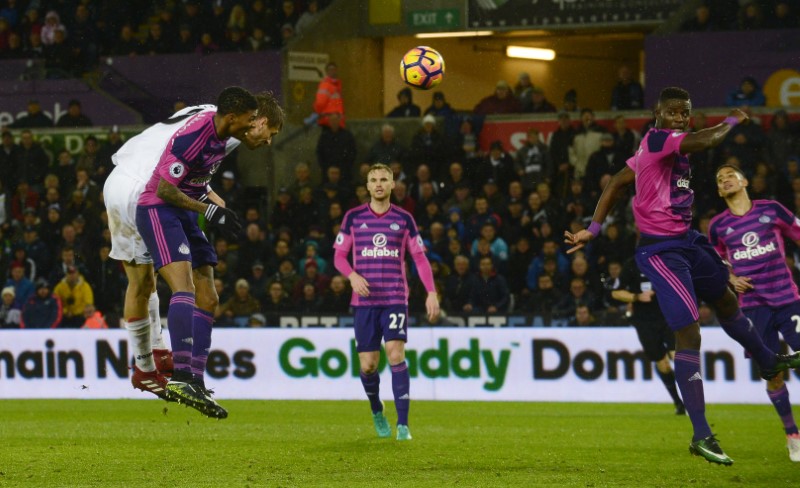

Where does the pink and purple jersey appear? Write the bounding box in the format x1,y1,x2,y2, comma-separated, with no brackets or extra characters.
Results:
627,129,692,236
138,111,227,206
708,200,800,308
333,203,427,307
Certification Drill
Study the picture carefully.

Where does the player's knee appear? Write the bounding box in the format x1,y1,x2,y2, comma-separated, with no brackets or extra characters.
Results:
360,363,378,375
387,350,405,365
130,276,155,300
767,375,785,390
196,291,218,314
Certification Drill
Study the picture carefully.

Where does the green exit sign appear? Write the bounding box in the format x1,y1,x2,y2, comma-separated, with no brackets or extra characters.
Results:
407,8,460,30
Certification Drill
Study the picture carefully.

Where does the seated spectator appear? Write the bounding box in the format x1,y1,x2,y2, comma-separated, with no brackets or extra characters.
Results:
555,277,597,319
172,23,195,53
196,32,220,56
423,91,455,117
53,265,94,328
295,283,323,313
319,275,350,313
474,80,522,115
218,279,262,327
10,100,53,129
610,65,644,111
443,254,478,314
529,87,557,113
142,22,171,55
387,87,421,118
21,279,61,329
57,99,94,129
409,114,446,171
366,123,408,166
263,281,292,316
520,274,563,324
515,127,552,192
40,10,65,46
476,141,518,194
81,304,108,329
471,222,509,265
392,180,415,215
562,89,579,113
465,256,510,314
726,76,766,107
526,238,570,291
768,1,798,28
570,304,597,326
738,1,764,30
0,286,21,328
267,259,300,296
514,72,534,111
584,133,628,200
295,0,320,36
680,3,716,31
5,261,34,309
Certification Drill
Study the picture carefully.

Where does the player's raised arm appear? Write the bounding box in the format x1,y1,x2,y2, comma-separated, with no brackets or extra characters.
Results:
680,108,748,154
564,166,635,254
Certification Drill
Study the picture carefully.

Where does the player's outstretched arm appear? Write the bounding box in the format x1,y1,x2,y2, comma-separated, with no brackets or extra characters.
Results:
564,166,635,254
679,108,748,154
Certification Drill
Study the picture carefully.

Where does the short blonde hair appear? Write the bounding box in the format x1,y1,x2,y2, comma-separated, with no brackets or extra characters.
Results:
367,163,393,179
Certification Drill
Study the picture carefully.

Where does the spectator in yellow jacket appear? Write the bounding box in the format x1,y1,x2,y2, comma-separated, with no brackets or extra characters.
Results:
53,265,94,328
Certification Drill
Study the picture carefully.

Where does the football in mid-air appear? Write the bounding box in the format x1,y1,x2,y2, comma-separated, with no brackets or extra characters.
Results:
400,46,445,90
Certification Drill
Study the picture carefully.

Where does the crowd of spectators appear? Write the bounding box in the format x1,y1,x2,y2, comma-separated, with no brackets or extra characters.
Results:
680,1,799,32
3,88,797,330
0,0,329,77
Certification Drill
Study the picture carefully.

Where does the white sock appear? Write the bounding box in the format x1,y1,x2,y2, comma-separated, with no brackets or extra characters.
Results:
149,291,166,350
126,318,155,371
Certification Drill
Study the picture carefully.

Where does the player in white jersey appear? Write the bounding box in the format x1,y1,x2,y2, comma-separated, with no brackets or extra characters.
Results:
104,93,283,400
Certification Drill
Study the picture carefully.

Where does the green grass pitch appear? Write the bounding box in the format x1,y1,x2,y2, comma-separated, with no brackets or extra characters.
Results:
0,400,798,487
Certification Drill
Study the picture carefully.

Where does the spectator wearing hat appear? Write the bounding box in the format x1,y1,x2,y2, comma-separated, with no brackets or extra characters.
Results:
423,91,455,118
292,259,330,301
473,80,522,115
299,240,327,275
10,100,53,128
217,279,261,327
5,261,34,309
409,114,446,173
529,87,557,113
21,278,61,329
562,89,579,113
387,87,421,118
53,265,94,328
245,260,269,303
56,99,93,128
0,286,21,328
248,312,268,327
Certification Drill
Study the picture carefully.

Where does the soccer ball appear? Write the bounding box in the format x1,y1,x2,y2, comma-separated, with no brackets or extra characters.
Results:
400,46,445,90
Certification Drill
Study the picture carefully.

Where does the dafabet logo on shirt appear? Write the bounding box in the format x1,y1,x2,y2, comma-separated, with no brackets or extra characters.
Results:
361,233,399,258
